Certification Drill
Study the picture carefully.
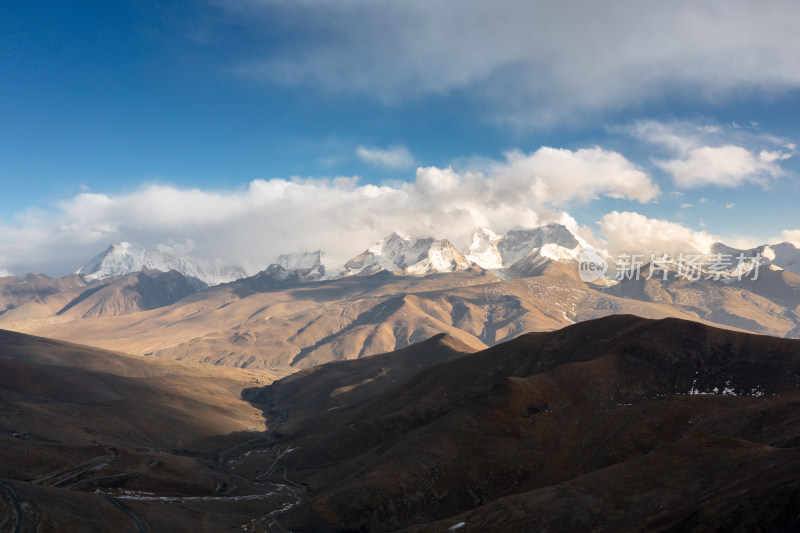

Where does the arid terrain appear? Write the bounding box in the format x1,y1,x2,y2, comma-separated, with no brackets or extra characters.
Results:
246,315,800,531
0,329,287,531
3,315,800,531
6,2,800,530
2,256,799,376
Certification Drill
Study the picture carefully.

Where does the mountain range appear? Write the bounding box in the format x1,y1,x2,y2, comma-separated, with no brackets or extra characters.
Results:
3,224,800,531
51,224,800,285
1,224,800,375
68,223,596,286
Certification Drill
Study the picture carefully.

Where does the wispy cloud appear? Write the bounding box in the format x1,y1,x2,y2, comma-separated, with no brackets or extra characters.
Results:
356,145,415,169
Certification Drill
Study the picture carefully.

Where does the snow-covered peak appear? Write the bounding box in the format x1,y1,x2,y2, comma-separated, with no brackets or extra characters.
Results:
76,242,246,286
497,224,585,266
343,233,471,276
466,223,589,270
262,250,332,282
277,251,325,271
465,228,504,270
712,241,800,276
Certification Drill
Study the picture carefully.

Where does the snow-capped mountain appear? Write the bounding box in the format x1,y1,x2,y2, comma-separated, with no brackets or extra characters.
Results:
76,242,247,286
262,224,594,285
342,232,471,276
497,224,587,266
712,242,800,277
260,251,330,283
276,251,325,272
467,223,591,270
465,228,504,269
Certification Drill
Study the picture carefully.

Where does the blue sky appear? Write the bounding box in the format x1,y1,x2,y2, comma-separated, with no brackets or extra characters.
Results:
1,0,799,275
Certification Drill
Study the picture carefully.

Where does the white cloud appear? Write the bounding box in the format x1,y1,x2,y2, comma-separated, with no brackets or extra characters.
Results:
726,203,735,209
598,211,719,257
0,146,655,276
658,145,785,188
222,0,800,125
623,120,794,188
356,145,414,168
758,149,792,163
0,268,12,277
781,230,800,247
680,203,694,208
485,147,658,204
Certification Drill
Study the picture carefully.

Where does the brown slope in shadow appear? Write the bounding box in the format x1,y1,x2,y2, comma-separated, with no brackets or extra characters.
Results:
242,332,477,421
240,315,800,532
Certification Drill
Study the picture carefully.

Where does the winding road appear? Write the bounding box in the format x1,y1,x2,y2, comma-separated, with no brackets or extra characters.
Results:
0,480,23,533
101,494,148,533
65,458,159,490
24,450,153,532
30,452,116,487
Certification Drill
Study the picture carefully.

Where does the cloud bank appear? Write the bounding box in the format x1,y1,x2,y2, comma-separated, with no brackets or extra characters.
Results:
222,0,800,125
0,146,655,276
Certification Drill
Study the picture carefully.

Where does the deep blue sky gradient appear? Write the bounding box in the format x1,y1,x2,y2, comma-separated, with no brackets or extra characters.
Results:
1,1,799,273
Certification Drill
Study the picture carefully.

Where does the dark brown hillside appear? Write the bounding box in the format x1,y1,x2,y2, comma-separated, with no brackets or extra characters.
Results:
243,333,476,419
240,315,800,532
4,316,800,531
